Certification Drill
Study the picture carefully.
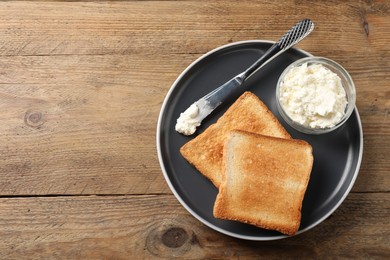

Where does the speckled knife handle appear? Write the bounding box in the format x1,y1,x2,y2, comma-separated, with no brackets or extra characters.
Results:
243,18,315,80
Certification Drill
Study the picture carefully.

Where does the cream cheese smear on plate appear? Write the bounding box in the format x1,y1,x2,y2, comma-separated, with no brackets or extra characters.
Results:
175,103,201,135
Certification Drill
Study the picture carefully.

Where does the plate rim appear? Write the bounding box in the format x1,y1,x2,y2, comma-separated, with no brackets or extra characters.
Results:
156,40,364,240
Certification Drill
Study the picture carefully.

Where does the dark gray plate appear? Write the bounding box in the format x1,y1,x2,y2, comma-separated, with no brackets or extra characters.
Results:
156,40,363,240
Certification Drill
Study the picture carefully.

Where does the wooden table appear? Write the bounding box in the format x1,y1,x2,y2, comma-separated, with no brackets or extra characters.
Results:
0,1,388,258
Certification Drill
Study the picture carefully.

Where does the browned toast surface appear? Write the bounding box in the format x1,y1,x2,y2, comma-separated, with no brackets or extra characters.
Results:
213,130,313,236
180,91,291,188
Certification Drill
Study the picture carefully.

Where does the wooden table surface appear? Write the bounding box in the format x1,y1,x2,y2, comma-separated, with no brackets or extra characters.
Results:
0,1,389,259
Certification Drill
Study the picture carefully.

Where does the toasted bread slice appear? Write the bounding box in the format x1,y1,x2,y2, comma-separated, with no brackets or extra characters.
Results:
213,130,313,236
180,91,291,188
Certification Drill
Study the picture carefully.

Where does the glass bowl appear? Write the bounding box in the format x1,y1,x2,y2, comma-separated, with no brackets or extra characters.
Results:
275,56,356,135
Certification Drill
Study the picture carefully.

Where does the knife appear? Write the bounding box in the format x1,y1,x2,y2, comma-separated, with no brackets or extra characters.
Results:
175,18,315,135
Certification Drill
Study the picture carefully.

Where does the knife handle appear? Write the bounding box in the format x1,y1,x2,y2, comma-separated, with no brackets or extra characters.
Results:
243,19,314,81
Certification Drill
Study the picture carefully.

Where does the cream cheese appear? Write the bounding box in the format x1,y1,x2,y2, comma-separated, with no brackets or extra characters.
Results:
279,63,348,129
175,103,201,135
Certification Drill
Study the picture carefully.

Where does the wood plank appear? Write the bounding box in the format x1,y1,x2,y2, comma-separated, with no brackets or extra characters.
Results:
0,53,178,195
0,1,387,56
0,193,388,259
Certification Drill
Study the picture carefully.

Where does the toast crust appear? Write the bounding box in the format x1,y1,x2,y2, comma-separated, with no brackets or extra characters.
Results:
213,130,313,236
180,91,291,188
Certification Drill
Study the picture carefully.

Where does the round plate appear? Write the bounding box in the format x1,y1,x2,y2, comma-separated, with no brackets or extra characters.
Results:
156,40,363,240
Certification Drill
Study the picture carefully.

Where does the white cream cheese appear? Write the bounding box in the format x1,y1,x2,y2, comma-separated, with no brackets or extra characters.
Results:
279,63,348,129
175,103,201,135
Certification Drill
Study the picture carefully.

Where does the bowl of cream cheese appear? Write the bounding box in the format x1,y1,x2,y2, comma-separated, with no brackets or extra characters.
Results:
276,56,356,134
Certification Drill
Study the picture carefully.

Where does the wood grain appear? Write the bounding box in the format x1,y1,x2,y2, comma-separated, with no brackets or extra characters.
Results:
0,194,388,259
0,0,388,258
0,54,173,195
